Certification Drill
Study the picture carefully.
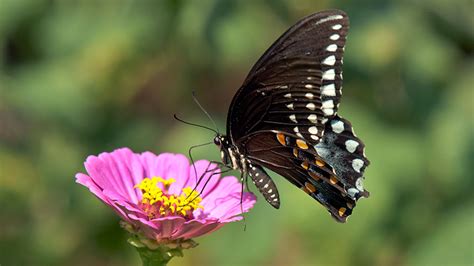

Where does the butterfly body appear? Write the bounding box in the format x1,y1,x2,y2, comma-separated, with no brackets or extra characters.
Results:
214,10,370,222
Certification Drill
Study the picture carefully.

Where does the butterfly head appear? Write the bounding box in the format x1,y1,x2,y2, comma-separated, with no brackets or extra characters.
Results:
214,134,240,169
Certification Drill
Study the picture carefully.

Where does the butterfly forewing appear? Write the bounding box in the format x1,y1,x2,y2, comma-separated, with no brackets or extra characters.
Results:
228,10,349,145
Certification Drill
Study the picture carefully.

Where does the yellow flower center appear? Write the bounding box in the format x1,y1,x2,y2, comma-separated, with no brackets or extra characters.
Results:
135,177,203,219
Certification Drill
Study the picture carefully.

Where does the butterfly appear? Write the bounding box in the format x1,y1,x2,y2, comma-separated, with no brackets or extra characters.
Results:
212,9,370,222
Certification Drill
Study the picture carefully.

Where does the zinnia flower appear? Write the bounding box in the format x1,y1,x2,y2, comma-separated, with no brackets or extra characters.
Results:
76,148,256,264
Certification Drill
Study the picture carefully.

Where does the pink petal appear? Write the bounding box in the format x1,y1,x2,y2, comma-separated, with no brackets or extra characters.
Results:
173,220,221,239
75,173,133,223
214,193,257,221
165,154,190,195
84,148,141,203
188,160,222,197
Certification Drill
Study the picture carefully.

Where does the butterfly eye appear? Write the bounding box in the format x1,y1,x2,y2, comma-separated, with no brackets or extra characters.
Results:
213,136,221,146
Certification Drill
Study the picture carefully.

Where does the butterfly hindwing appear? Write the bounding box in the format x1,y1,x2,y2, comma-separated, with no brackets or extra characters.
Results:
315,115,370,198
242,131,359,222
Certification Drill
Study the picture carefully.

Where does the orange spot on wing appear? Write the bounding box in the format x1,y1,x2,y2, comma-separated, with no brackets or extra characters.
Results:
338,207,346,217
330,176,338,185
293,148,299,157
309,171,320,180
276,133,286,145
301,161,309,170
305,182,317,193
301,187,310,194
315,159,325,167
296,139,308,149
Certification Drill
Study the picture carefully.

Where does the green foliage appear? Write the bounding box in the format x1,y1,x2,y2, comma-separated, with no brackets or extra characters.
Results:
0,1,472,265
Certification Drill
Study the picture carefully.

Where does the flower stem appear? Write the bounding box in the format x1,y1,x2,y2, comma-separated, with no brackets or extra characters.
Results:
136,245,183,266
122,222,198,265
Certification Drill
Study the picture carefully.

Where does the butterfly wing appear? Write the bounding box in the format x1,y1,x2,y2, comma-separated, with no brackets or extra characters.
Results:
315,115,370,199
225,10,370,221
227,10,349,144
240,116,369,222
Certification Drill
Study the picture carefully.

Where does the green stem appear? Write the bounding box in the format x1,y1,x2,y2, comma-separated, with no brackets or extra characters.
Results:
122,222,197,266
136,246,183,266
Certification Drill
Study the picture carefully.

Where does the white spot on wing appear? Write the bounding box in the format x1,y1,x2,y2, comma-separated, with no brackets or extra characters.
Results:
330,34,340,40
308,126,318,134
322,55,336,66
284,93,292,98
332,24,342,30
345,140,359,153
322,69,335,80
305,93,314,99
310,135,319,141
322,100,334,109
293,126,299,133
315,14,344,25
352,159,364,173
355,177,364,191
305,84,314,89
286,103,294,110
306,103,316,110
321,84,336,96
348,188,359,197
323,109,334,115
307,114,317,123
289,114,297,123
331,120,344,133
326,44,337,52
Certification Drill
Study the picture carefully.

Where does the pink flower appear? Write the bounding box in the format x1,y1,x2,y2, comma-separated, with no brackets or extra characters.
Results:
76,148,256,242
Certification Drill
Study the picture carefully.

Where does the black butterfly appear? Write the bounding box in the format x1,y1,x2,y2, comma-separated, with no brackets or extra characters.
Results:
213,9,370,222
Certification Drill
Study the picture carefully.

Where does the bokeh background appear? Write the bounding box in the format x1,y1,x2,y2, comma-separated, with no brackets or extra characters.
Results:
1,1,472,265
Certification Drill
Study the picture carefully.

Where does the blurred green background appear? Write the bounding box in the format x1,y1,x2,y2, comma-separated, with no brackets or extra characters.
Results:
0,1,472,265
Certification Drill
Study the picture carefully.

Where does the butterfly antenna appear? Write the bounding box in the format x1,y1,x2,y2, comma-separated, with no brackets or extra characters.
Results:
192,91,220,134
174,114,218,134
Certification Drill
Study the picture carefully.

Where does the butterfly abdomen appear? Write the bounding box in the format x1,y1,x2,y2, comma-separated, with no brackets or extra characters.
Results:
247,163,280,209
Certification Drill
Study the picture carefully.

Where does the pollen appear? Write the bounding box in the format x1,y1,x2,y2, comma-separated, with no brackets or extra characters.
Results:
135,177,203,219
